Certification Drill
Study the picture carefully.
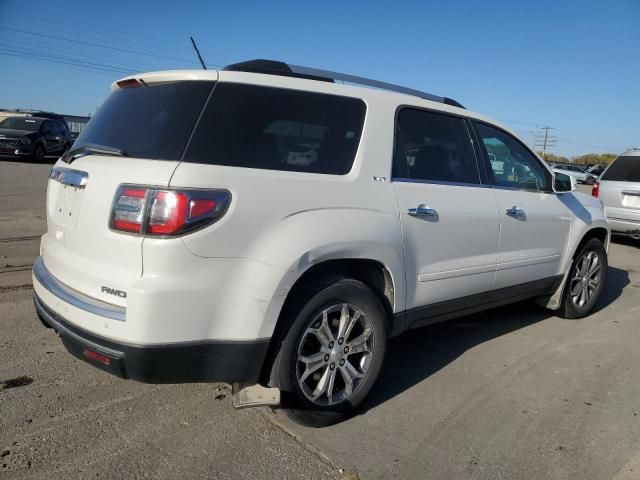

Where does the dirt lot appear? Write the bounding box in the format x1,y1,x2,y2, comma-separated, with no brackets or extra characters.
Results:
1,160,639,479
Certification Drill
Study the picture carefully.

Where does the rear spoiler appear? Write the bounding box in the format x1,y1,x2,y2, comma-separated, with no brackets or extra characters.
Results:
111,70,219,91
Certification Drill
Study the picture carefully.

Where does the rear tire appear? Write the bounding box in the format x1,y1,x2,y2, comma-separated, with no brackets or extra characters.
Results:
31,144,44,163
272,276,388,427
558,238,607,319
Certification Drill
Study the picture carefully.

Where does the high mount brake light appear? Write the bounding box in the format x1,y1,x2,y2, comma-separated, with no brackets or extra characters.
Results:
117,78,142,89
592,181,600,198
110,186,230,236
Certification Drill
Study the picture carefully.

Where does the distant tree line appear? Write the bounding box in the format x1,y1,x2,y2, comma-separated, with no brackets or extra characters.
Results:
538,152,618,166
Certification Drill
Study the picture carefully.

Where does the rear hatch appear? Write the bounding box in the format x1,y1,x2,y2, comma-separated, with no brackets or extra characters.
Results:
42,76,216,307
599,154,640,224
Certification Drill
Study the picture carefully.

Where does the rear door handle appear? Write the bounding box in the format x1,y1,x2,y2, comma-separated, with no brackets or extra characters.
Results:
505,206,525,216
407,204,437,217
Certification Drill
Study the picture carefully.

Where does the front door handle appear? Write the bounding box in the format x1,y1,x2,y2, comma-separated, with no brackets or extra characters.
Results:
408,204,437,217
505,206,525,216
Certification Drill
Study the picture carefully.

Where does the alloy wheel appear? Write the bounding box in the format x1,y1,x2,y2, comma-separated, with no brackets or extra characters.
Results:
569,250,601,308
295,303,374,406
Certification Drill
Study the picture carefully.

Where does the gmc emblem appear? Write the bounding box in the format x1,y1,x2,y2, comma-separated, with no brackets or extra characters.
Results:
101,286,127,298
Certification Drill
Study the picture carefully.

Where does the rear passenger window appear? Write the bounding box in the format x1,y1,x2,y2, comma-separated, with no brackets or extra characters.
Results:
394,109,479,184
184,83,366,175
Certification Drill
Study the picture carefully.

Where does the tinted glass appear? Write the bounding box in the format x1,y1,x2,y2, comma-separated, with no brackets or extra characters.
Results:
41,121,54,134
73,81,214,161
184,83,366,175
395,109,479,183
0,117,42,131
475,122,550,191
602,156,640,182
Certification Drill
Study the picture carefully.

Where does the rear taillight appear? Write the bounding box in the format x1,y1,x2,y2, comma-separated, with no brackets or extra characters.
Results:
110,186,230,236
111,187,148,233
592,181,599,198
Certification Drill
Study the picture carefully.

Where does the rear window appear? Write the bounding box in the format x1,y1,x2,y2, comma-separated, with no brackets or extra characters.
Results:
73,81,214,161
602,156,640,182
183,83,366,175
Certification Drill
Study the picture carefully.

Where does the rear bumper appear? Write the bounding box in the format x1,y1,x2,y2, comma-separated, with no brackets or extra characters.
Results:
34,294,269,383
32,256,270,384
605,211,640,235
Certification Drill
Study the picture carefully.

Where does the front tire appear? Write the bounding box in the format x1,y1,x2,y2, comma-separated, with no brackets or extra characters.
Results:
273,277,388,427
558,238,607,319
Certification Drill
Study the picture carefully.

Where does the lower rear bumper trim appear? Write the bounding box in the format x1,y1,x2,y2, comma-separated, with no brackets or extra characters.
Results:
34,294,270,384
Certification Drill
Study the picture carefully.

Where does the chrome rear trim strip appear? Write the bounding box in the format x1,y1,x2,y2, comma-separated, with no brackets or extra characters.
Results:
32,256,126,322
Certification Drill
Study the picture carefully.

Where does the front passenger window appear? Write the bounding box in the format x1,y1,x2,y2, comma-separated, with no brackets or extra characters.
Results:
474,122,550,192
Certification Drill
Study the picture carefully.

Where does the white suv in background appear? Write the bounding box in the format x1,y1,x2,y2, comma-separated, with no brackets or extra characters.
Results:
594,148,640,239
33,60,609,426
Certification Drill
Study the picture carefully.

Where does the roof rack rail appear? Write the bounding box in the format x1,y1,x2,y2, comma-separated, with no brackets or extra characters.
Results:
223,59,465,109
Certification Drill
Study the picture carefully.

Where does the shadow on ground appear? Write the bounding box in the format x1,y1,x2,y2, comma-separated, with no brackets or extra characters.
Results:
362,265,629,412
612,235,640,249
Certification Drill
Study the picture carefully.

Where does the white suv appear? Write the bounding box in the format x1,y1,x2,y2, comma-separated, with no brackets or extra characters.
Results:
33,60,610,426
594,148,640,239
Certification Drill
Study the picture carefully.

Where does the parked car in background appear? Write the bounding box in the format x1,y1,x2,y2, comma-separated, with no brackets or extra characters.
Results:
587,164,605,177
27,111,72,139
33,60,610,426
593,148,640,239
552,163,597,184
0,116,72,161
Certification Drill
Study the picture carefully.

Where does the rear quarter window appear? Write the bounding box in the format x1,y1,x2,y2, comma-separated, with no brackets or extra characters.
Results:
183,83,366,175
602,156,640,182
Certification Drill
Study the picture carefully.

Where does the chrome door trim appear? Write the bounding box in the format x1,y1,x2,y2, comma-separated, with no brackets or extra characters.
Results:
49,167,89,189
32,256,126,322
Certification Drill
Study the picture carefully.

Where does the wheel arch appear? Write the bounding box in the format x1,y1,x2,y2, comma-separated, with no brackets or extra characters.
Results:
259,257,397,386
538,226,609,311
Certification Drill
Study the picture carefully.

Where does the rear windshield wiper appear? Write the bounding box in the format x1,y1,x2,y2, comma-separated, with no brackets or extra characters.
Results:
62,144,128,164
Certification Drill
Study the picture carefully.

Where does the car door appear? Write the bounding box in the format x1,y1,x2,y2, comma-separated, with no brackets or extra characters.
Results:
49,121,66,153
472,121,572,295
392,108,500,318
41,121,59,153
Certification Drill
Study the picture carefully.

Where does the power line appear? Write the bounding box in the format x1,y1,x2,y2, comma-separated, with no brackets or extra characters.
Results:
3,27,220,68
0,9,196,60
0,51,130,77
0,40,145,73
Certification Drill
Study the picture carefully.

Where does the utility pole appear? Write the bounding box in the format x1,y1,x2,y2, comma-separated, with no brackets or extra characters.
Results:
534,126,557,160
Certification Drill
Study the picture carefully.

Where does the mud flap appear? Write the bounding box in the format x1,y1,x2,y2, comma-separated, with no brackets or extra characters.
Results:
232,383,281,409
535,267,570,311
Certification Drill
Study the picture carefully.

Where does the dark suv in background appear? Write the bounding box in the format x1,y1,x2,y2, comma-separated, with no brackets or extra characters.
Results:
0,116,72,162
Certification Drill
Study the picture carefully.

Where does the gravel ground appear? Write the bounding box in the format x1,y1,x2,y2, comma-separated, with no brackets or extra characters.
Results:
1,160,639,480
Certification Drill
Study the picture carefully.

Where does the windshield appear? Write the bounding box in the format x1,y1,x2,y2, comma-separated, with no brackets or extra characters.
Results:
73,81,215,161
602,156,640,182
0,117,43,131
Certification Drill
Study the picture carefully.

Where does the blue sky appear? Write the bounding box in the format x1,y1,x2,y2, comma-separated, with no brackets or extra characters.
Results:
0,0,638,157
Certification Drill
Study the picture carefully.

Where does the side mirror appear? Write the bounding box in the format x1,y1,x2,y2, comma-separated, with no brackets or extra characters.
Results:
553,172,576,193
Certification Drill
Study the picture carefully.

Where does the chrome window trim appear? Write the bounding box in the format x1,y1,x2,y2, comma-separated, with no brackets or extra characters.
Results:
390,177,558,195
49,167,89,189
32,256,126,322
390,177,489,188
